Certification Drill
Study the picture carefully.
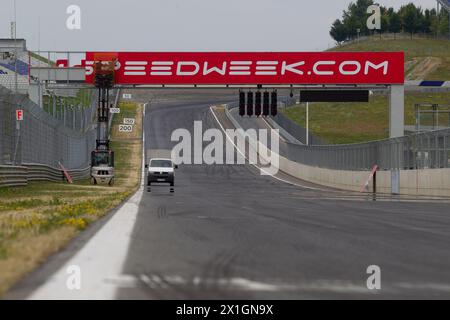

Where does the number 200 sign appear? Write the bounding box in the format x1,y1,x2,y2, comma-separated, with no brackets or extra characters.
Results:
119,125,133,133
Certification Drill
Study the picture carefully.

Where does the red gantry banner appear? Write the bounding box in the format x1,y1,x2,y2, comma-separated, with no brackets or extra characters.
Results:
84,52,404,85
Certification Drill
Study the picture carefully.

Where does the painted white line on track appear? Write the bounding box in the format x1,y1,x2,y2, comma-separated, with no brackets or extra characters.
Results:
209,106,325,192
27,104,147,300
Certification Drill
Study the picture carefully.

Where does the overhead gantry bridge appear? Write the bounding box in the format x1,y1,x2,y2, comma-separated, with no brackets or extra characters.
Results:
29,50,407,192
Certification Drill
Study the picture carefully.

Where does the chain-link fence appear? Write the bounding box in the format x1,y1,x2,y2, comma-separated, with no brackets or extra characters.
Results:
0,86,97,169
41,94,97,132
280,130,450,171
270,112,326,145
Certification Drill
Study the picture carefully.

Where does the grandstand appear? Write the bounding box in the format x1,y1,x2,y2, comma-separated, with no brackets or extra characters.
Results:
0,39,76,96
0,39,29,93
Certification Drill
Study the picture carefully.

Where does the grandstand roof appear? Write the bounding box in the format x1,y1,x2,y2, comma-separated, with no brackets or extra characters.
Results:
0,39,27,52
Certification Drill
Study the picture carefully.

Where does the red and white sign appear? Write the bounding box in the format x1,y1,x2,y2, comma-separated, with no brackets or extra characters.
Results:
360,164,379,193
84,52,404,85
59,162,73,184
16,109,23,121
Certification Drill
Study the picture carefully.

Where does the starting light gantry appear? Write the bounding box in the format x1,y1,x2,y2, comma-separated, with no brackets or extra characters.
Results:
29,50,406,193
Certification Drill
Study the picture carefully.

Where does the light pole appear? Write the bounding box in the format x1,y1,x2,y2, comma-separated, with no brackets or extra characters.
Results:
13,0,18,93
306,102,309,146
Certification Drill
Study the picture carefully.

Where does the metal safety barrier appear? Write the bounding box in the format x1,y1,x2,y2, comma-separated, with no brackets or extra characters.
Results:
0,163,90,188
0,165,27,187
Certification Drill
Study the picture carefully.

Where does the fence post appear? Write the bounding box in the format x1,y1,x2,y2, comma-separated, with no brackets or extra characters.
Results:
63,101,66,127
52,94,56,118
72,106,76,130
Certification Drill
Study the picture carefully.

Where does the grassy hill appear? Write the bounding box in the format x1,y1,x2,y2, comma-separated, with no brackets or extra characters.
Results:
330,36,450,80
284,92,450,144
283,37,450,144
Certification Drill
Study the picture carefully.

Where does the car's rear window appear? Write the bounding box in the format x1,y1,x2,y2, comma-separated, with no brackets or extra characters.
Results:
150,160,172,168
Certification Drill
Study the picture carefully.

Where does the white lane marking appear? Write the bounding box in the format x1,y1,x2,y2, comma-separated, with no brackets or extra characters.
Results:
105,274,450,295
140,274,157,289
260,116,288,143
27,104,147,300
101,274,377,294
209,106,324,191
27,190,144,300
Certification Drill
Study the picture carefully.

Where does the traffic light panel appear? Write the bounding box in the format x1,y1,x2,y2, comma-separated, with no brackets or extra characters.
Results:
271,91,278,116
239,91,245,116
263,91,270,117
247,91,254,117
255,92,262,117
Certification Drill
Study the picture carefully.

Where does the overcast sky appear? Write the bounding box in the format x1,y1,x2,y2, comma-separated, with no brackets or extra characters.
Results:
0,0,439,52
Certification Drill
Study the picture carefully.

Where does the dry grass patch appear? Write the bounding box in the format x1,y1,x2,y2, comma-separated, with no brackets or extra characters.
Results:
0,102,143,297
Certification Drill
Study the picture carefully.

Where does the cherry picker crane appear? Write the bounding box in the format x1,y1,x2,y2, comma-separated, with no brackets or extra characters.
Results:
90,55,116,186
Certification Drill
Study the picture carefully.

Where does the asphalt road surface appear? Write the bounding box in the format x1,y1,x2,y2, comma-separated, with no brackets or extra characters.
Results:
8,91,450,299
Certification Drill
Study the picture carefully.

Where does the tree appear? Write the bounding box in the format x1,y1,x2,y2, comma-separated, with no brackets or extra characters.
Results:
422,9,433,33
342,11,360,39
438,9,450,36
389,11,402,34
380,6,390,33
330,19,348,43
345,0,375,36
399,3,422,37
329,0,439,43
430,8,440,35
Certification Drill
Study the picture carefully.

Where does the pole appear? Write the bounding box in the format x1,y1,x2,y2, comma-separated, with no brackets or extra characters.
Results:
13,118,20,165
52,94,56,117
437,2,440,38
13,0,18,93
72,106,76,130
38,16,40,54
373,169,377,201
306,102,309,145
63,100,66,126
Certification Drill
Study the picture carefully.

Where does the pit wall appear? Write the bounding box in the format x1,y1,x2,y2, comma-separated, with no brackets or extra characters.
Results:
222,105,450,197
279,155,450,197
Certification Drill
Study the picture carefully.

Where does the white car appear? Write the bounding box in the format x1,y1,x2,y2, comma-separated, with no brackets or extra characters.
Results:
146,158,178,192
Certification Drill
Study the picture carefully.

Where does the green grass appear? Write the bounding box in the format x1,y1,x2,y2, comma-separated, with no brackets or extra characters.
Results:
76,88,93,107
282,37,450,144
29,52,55,66
331,37,450,59
0,181,93,198
0,102,142,297
112,102,137,125
330,37,450,80
283,92,450,145
43,88,93,115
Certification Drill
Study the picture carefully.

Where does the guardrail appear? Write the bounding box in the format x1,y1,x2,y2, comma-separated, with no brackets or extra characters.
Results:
0,163,90,188
0,165,27,187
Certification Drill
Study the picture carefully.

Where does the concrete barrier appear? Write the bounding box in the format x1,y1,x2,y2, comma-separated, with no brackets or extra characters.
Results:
222,105,450,197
